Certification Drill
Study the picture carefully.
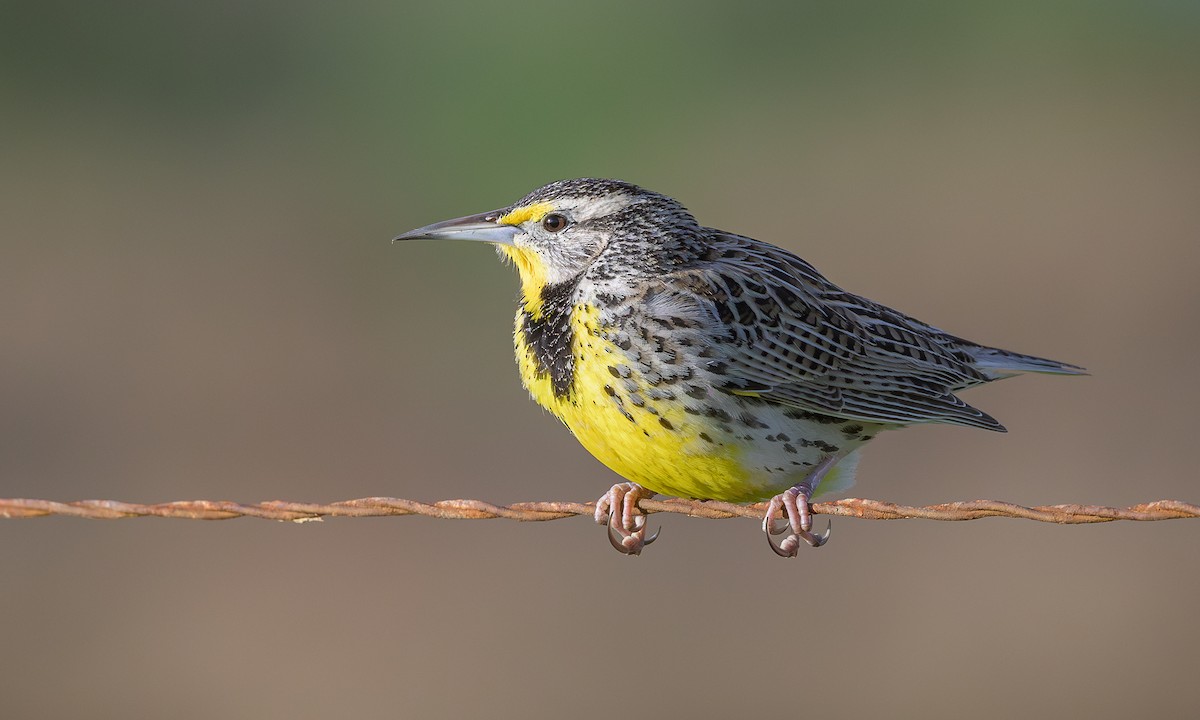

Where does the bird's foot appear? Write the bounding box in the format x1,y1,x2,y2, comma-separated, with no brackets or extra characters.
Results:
761,456,838,557
595,482,660,555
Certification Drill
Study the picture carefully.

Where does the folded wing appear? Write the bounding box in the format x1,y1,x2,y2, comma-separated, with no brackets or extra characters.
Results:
665,231,1081,432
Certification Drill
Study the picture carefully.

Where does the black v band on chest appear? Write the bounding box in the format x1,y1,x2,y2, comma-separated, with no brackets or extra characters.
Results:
520,279,578,398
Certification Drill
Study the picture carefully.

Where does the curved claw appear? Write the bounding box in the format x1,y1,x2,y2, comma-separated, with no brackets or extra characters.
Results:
764,517,790,536
766,519,832,557
810,519,832,547
606,508,661,555
767,530,798,558
607,519,633,553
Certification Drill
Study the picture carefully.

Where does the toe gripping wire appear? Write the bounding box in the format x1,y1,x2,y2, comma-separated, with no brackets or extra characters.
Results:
606,508,661,555
597,483,661,556
765,516,831,557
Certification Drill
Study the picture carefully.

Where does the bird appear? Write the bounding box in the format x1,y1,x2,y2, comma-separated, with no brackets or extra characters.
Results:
394,178,1084,557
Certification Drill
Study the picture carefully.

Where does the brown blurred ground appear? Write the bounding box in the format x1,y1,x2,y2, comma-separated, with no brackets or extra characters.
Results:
1,2,1198,718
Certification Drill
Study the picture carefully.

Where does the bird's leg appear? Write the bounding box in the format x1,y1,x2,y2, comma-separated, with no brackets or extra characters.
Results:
595,482,660,556
762,455,839,557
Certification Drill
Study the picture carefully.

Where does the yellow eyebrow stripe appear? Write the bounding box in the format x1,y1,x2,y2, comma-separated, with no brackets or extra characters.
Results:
497,201,555,226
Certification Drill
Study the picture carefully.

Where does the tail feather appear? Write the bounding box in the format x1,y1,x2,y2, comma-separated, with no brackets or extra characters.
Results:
968,346,1088,380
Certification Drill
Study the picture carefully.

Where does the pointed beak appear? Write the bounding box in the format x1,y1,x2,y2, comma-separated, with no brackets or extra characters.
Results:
392,209,518,246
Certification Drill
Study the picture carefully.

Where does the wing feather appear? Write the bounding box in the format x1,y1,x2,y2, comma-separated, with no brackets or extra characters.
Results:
672,231,1006,431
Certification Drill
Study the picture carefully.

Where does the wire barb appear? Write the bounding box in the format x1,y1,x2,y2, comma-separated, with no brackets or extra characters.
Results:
0,497,1196,524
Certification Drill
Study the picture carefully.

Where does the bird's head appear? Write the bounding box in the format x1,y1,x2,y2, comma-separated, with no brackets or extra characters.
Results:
395,178,701,317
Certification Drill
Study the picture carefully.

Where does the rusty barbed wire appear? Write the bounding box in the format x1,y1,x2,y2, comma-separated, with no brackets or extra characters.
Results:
0,496,1196,524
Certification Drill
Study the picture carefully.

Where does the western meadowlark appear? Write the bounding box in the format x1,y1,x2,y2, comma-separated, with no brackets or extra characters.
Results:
395,178,1084,556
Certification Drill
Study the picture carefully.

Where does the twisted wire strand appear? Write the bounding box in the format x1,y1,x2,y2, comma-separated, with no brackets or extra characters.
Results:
0,497,1196,524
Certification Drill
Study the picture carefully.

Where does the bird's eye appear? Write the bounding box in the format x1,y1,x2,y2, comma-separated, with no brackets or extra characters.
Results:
542,213,568,233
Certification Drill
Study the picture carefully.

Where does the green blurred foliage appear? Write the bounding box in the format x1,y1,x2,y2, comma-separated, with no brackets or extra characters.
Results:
4,0,1197,200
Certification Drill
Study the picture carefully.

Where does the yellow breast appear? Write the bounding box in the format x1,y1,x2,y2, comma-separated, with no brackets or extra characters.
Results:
514,303,760,501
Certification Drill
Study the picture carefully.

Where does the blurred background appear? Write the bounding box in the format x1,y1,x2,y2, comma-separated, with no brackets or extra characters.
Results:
2,1,1198,717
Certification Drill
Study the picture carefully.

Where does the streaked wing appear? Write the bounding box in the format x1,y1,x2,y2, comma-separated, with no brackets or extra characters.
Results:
671,231,1006,431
